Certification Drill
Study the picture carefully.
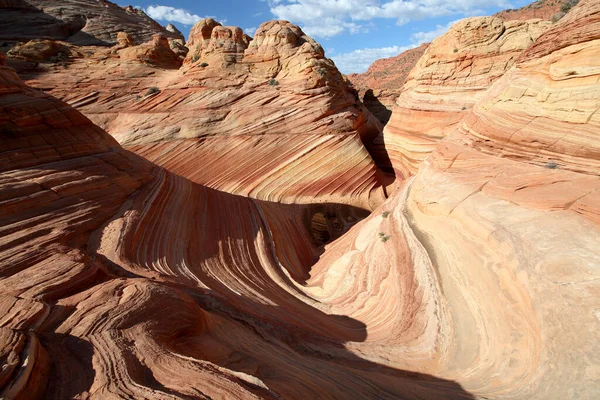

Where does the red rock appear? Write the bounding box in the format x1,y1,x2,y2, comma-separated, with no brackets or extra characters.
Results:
0,0,184,46
383,17,550,178
347,43,430,124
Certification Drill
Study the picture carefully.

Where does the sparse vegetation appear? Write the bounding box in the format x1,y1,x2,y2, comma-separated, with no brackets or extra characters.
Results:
553,0,579,21
378,232,391,242
192,54,200,62
381,211,390,218
461,106,467,111
453,48,458,53
268,78,279,86
200,62,209,68
545,161,559,169
560,0,579,13
145,86,160,96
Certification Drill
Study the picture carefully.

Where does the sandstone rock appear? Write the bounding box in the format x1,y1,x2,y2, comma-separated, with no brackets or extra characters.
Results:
307,2,600,399
6,39,69,62
18,19,387,207
347,43,430,124
113,32,136,51
495,0,574,21
383,16,551,178
117,34,182,68
185,19,249,65
0,0,184,46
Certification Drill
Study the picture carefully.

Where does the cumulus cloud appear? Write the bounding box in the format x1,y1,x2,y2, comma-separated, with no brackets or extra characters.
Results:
145,5,205,25
331,45,415,74
410,19,460,44
331,17,466,74
269,0,511,38
244,27,257,35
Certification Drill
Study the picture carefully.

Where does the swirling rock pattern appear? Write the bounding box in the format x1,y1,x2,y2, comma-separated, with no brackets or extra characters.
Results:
2,1,600,399
17,19,387,207
383,16,551,178
0,0,184,46
0,59,469,399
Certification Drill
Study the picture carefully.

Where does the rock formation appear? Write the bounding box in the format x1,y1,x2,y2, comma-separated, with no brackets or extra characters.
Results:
1,0,599,398
347,43,430,124
383,17,551,178
0,0,184,46
15,18,388,207
495,0,576,21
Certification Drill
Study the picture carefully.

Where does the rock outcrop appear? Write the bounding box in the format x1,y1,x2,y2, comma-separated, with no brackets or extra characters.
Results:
18,19,388,207
2,0,599,398
307,1,600,399
495,0,576,21
0,0,184,46
347,43,430,124
383,17,551,178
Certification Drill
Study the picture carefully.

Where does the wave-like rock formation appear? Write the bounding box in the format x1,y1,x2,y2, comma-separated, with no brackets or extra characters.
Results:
0,47,470,400
2,0,600,399
17,18,388,207
347,43,430,124
0,0,184,46
383,16,551,178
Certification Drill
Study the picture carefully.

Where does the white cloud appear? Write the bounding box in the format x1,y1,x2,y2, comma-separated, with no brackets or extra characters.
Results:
145,5,205,25
269,0,511,38
410,19,460,44
244,27,257,35
332,17,467,74
331,45,415,74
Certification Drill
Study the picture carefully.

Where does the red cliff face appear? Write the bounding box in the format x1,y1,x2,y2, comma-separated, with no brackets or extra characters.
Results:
346,43,430,124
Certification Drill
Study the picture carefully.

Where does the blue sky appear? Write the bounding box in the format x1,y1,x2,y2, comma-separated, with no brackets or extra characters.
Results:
122,0,536,74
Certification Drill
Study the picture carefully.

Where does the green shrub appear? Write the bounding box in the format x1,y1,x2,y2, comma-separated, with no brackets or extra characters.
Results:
561,0,579,13
453,48,458,53
200,62,208,67
381,211,390,218
268,78,278,86
545,161,559,169
145,86,160,96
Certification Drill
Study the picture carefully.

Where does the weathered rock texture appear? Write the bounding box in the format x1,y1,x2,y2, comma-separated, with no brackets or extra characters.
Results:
2,0,600,398
495,0,574,21
17,19,388,207
383,16,551,178
0,54,465,400
347,43,430,124
309,1,600,399
0,0,184,45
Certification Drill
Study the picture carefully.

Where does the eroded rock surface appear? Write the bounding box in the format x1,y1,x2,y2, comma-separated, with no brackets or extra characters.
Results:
0,0,184,46
17,19,387,207
1,1,599,399
347,43,430,124
383,16,551,178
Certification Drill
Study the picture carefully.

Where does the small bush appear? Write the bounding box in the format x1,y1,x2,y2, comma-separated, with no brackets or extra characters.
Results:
453,48,458,53
545,161,559,169
268,78,278,86
381,235,391,243
200,62,208,68
145,86,160,96
461,106,467,111
561,0,579,13
381,211,390,218
192,55,200,62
